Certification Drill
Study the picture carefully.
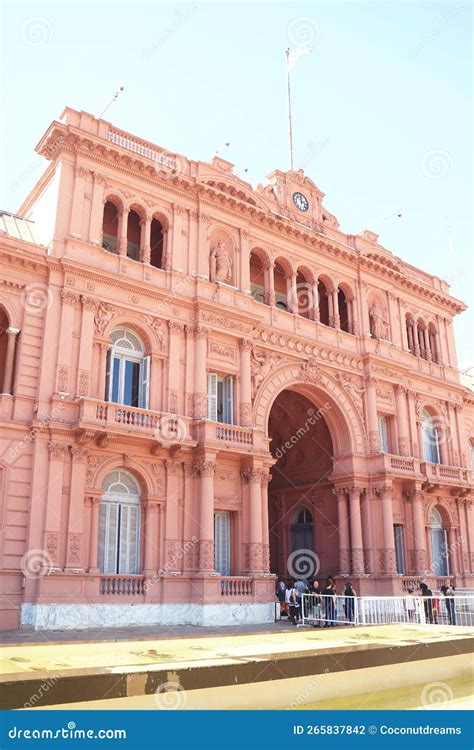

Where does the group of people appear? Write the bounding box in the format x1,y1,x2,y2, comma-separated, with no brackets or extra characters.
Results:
276,577,357,627
405,579,457,625
276,576,458,627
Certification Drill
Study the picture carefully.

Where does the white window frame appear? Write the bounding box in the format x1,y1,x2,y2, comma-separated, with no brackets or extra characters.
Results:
98,471,141,575
106,329,150,409
207,373,234,424
214,511,231,575
421,410,440,464
378,415,389,453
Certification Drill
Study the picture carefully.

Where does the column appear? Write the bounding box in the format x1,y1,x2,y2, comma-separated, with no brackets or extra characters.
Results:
170,204,184,271
360,490,374,574
144,501,160,575
394,384,410,456
365,376,379,452
183,462,197,573
242,467,264,573
69,166,87,238
196,458,216,571
448,528,458,575
399,302,409,351
139,216,152,264
412,321,420,357
65,446,88,571
410,489,427,573
264,261,275,306
88,496,101,573
239,229,250,293
331,287,340,329
117,209,128,256
2,327,20,394
239,338,252,426
407,390,420,458
88,172,106,244
288,272,297,314
55,290,79,394
348,487,364,575
96,341,108,400
335,487,350,575
445,318,458,368
378,484,396,574
261,469,271,573
77,296,96,398
457,498,470,574
197,213,210,278
453,404,465,466
167,321,183,413
311,281,320,322
423,328,432,361
164,460,182,572
193,326,209,418
407,320,414,353
465,499,474,572
43,442,68,570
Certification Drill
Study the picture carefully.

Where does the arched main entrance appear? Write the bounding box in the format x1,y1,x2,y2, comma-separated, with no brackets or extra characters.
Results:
267,388,336,580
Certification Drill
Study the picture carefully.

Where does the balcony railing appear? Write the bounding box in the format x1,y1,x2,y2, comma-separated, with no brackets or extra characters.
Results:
220,577,253,596
420,462,471,484
100,575,146,596
216,424,253,446
108,128,177,169
193,419,255,452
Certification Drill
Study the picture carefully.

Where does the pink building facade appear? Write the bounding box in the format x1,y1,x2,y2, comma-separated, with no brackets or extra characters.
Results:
0,107,473,630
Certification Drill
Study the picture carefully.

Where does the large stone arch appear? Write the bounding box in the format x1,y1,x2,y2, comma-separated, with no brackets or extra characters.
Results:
254,361,366,456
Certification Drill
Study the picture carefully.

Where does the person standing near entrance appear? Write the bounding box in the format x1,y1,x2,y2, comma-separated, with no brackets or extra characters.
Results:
440,579,456,625
288,581,301,624
322,578,337,626
420,582,434,624
343,581,357,624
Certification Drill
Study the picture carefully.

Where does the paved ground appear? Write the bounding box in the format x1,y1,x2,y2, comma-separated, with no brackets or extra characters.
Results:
0,619,298,646
1,623,472,675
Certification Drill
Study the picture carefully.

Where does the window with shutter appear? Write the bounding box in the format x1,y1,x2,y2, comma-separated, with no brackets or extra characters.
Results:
207,373,218,420
214,512,230,575
140,355,150,409
98,470,141,575
107,328,147,407
224,376,234,424
378,416,389,453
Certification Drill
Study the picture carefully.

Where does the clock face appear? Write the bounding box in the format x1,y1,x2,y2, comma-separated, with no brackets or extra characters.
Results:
292,191,309,212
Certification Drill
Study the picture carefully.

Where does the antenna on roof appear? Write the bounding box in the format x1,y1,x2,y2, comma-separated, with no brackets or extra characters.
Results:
235,167,249,178
359,210,402,233
98,86,125,119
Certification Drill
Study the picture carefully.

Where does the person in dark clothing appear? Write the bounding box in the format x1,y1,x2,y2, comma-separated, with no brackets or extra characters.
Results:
343,582,357,623
440,579,456,625
322,578,337,626
420,582,434,624
309,579,322,626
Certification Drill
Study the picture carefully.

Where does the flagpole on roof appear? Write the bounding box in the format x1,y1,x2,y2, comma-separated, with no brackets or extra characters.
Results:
285,48,294,171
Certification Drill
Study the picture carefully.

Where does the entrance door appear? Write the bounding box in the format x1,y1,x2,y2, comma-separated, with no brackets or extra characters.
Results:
290,508,314,554
430,528,449,576
214,511,230,575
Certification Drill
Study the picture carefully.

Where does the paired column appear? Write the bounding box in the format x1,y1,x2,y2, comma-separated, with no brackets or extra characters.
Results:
195,458,216,572
164,459,182,572
87,496,101,573
409,489,428,573
264,261,275,306
55,290,79,394
394,384,410,456
348,487,364,575
69,166,87,238
376,484,396,574
239,338,253,426
43,442,68,570
239,229,250,293
77,296,96,398
143,501,160,575
193,326,209,418
2,327,20,394
167,321,183,413
65,447,88,571
88,172,107,244
311,281,320,322
139,216,152,264
335,487,350,575
365,376,379,452
447,527,459,575
288,272,298,314
117,209,128,256
241,467,264,573
261,469,271,573
331,287,340,329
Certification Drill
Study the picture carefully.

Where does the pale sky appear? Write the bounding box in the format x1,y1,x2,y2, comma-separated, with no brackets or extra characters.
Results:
1,0,472,368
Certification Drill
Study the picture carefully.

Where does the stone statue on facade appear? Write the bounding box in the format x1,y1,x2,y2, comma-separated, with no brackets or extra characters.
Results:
210,239,232,283
369,301,389,340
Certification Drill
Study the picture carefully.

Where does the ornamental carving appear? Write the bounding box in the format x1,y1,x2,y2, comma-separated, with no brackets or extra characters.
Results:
241,468,264,483
86,453,109,488
198,540,215,571
56,366,69,392
335,373,365,413
67,534,81,564
351,548,365,575
94,302,115,335
200,312,252,335
166,459,182,476
45,533,59,564
194,460,216,477
193,393,207,418
168,320,184,335
77,370,89,396
339,548,351,576
376,387,393,403
70,446,88,463
251,348,283,396
169,391,178,414
81,295,96,311
208,340,235,361
61,289,80,306
144,316,166,350
300,359,324,383
48,442,68,461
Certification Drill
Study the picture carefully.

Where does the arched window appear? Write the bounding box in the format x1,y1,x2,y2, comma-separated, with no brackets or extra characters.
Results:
296,269,313,319
291,508,314,555
126,210,141,261
318,280,330,326
421,409,440,464
428,324,439,363
102,201,120,254
417,320,427,360
150,218,164,269
338,287,350,333
98,470,141,574
250,251,266,304
106,329,149,409
429,507,448,576
274,261,289,310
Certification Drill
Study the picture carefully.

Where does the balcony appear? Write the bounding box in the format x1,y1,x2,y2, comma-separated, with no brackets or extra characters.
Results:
368,452,421,478
192,419,257,453
420,462,472,487
74,398,196,449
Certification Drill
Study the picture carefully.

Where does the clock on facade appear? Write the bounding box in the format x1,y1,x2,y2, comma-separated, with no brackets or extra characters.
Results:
292,191,309,212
